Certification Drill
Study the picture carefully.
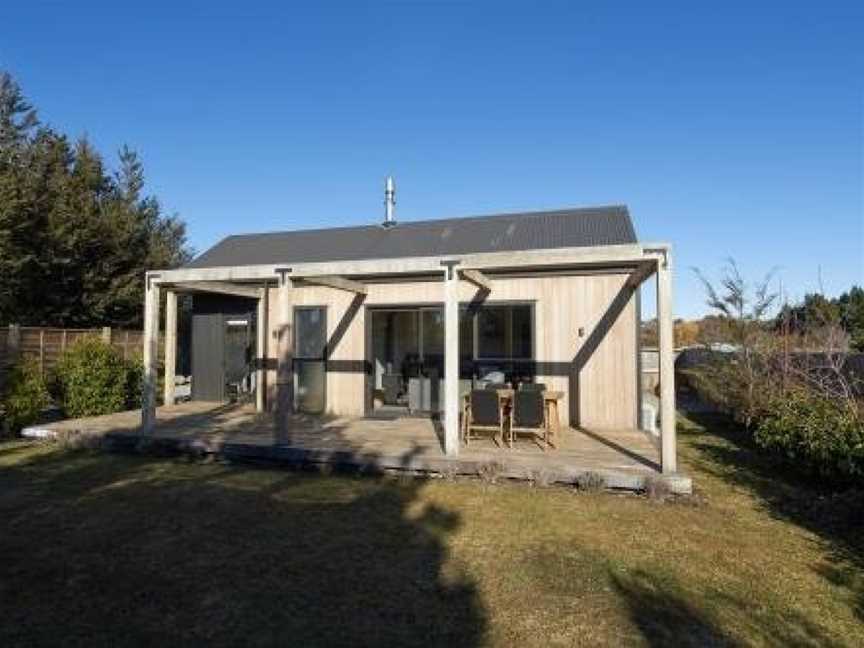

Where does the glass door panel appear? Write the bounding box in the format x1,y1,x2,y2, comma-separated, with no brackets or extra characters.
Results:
295,307,326,414
420,308,444,412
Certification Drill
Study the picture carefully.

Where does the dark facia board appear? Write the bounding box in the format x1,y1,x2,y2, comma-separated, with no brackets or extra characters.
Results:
186,205,637,269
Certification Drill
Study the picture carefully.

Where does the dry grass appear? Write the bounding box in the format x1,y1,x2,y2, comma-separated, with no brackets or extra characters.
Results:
0,412,861,647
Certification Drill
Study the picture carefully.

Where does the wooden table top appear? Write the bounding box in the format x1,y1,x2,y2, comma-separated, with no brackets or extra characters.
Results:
463,389,564,401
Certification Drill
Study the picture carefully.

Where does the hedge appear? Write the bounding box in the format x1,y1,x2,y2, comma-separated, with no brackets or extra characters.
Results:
1,359,50,434
755,389,864,483
55,337,142,418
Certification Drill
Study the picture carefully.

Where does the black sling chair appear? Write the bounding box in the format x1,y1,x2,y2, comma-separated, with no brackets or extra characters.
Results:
508,388,548,449
464,389,503,446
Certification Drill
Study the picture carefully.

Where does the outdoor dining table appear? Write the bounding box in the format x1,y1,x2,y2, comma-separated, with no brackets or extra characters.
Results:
462,388,564,449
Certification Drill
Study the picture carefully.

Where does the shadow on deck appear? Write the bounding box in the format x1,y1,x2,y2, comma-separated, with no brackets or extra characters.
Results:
23,401,691,493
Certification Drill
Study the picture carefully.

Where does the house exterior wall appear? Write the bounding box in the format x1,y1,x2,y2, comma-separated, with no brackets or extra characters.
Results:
265,271,638,430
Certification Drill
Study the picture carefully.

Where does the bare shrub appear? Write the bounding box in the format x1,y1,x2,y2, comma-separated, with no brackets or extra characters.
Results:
439,464,459,482
477,461,505,484
530,468,553,488
692,260,779,428
693,261,864,483
575,471,606,491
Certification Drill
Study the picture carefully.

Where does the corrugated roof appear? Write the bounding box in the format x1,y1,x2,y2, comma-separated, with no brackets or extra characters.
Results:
185,205,637,269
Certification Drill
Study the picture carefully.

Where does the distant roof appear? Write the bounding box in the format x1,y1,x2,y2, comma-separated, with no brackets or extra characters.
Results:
186,205,637,269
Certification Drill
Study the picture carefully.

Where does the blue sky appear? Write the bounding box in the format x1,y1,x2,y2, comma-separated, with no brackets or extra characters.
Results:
2,1,862,318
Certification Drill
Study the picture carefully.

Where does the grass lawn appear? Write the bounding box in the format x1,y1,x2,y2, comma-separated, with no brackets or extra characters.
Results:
1,413,862,647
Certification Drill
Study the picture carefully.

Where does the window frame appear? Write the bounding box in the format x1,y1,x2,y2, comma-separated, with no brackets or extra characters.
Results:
463,300,536,362
293,305,328,360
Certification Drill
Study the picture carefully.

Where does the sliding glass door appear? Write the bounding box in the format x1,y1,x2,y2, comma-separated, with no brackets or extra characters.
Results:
369,306,444,414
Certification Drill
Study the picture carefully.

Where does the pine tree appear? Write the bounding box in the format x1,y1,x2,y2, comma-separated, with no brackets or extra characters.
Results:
0,71,38,160
0,70,192,327
0,72,42,323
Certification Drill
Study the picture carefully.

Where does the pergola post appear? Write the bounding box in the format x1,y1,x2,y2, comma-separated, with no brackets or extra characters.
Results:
443,261,460,455
656,251,677,473
163,289,177,407
141,275,161,432
275,271,294,436
256,284,268,412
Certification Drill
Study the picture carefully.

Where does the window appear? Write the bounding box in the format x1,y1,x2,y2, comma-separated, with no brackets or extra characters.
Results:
294,306,326,414
469,303,533,360
295,307,326,359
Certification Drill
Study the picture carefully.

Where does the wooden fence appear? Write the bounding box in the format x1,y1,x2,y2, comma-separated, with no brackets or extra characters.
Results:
0,325,145,389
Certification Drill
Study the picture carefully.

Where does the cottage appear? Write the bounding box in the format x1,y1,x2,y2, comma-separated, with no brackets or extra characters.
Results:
142,184,678,482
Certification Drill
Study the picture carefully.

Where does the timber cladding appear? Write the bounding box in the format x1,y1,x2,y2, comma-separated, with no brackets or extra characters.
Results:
264,273,639,430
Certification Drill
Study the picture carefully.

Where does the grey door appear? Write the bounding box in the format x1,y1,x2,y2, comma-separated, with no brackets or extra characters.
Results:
191,312,224,401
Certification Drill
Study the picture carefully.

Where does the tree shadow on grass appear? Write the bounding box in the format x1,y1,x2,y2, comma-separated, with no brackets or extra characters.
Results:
682,412,864,625
0,446,487,647
610,567,842,648
610,569,739,648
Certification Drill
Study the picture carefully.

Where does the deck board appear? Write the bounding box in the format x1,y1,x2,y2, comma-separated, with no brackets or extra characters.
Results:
23,401,690,493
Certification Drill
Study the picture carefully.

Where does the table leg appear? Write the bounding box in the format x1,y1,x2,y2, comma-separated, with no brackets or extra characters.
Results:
547,401,559,449
462,400,469,446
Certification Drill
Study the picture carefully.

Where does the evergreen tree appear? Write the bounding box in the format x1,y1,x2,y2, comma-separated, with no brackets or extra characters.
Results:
0,72,43,322
838,286,864,352
0,70,192,327
0,71,38,159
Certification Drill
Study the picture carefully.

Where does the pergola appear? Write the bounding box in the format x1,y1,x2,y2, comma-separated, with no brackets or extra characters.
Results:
141,242,678,473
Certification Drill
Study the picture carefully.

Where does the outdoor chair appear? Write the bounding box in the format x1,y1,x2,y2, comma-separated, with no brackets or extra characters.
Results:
463,389,504,446
508,388,548,449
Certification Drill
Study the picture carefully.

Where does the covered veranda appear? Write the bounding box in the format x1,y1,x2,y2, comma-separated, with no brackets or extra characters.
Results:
140,242,683,487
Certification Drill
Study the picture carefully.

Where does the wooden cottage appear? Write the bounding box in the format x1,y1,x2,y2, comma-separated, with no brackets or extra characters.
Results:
141,199,679,482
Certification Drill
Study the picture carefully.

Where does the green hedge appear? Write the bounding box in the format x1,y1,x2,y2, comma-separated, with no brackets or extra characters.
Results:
56,337,142,418
755,389,864,483
1,359,50,434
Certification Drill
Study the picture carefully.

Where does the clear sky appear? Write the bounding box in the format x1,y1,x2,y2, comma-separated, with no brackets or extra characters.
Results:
2,1,862,318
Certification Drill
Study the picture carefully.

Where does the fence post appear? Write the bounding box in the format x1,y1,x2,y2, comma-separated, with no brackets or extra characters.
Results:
7,324,21,365
61,330,67,352
102,326,112,344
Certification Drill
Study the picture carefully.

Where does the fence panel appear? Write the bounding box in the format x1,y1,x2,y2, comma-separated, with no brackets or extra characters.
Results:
0,325,146,391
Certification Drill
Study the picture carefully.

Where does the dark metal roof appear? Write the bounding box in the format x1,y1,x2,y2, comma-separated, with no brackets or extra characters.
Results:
186,205,637,269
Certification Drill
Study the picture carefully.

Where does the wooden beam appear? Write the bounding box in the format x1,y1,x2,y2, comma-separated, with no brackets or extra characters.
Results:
625,260,657,289
171,281,261,299
656,250,677,473
460,268,492,291
163,290,177,406
275,276,294,439
141,276,160,432
149,242,667,284
443,266,460,456
256,286,267,413
299,275,367,295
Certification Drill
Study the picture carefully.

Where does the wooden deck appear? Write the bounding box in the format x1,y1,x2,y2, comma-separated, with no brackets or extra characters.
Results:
22,401,691,493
